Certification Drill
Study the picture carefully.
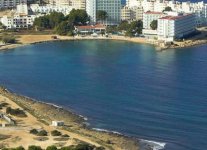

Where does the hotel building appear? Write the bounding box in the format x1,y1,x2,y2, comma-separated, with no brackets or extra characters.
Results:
121,6,131,21
143,11,164,29
30,4,73,15
121,6,143,21
49,0,85,9
0,0,26,9
86,0,121,25
158,13,196,42
1,14,36,29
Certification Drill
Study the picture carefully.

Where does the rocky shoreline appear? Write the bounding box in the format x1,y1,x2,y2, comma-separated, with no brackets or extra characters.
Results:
0,86,143,150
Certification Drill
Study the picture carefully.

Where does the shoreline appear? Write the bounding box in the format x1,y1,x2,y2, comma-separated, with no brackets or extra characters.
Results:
0,35,150,51
0,86,166,150
1,34,206,52
0,86,141,150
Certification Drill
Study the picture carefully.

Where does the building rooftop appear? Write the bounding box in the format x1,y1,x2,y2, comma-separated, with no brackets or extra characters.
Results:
75,24,106,30
145,11,163,15
159,13,192,20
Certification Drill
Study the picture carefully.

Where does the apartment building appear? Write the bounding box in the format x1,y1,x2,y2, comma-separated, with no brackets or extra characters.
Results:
143,11,164,29
71,0,85,10
158,13,196,42
121,6,143,21
0,0,26,9
121,6,131,21
30,4,73,15
86,0,121,25
1,14,36,29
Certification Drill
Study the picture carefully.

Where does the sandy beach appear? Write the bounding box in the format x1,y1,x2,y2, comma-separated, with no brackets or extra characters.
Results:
0,32,206,52
0,34,151,51
0,87,140,150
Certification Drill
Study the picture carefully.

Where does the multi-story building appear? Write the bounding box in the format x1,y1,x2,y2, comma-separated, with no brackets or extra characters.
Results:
158,13,196,42
49,0,85,9
86,0,121,25
154,1,168,12
143,11,164,29
30,4,73,15
49,0,70,6
1,14,36,29
142,0,154,12
71,0,86,10
16,3,28,15
121,6,143,21
86,0,96,24
0,0,27,9
131,6,143,20
126,0,142,8
121,6,131,21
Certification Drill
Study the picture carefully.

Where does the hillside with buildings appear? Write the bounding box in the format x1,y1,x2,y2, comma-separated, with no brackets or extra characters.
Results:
0,0,206,50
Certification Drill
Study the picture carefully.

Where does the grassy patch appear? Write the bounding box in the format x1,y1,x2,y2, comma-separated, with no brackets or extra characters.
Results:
0,134,11,141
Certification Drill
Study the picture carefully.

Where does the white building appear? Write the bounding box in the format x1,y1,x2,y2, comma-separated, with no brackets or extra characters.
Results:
49,0,70,6
142,0,154,12
0,0,26,9
86,0,121,25
49,0,85,9
121,6,131,21
16,3,28,15
121,6,143,21
71,0,86,10
51,121,64,126
154,1,168,12
158,13,196,42
86,0,96,24
126,0,142,8
1,14,36,29
131,6,143,20
143,11,164,29
30,4,73,15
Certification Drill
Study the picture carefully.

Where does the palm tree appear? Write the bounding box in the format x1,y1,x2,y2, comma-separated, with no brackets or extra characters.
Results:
96,10,108,24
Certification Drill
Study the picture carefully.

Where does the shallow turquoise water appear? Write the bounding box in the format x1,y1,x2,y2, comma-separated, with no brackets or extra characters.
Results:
0,40,207,150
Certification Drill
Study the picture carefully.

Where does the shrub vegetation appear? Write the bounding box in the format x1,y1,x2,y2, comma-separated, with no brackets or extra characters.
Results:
51,130,62,136
6,107,27,117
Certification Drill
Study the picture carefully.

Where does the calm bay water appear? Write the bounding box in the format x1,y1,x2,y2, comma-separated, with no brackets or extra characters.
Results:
0,41,207,150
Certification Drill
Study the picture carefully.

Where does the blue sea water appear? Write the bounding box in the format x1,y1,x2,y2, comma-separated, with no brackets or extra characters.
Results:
0,41,207,150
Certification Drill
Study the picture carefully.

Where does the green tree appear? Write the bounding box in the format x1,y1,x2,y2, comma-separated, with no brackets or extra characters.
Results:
37,130,48,136
51,130,62,136
55,21,74,36
28,146,42,150
46,145,57,150
130,20,143,34
33,16,50,29
48,12,65,28
75,144,94,150
150,20,158,30
123,20,143,37
15,146,25,150
30,129,38,135
0,35,16,44
66,9,89,25
96,10,108,24
163,6,172,12
106,26,117,34
118,21,130,31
